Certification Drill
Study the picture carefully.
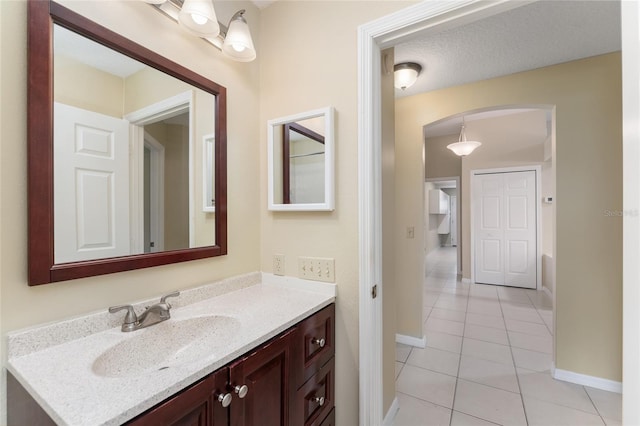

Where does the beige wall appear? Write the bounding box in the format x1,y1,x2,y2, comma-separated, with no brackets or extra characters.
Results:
54,54,124,117
425,133,462,179
258,2,415,424
0,0,261,422
396,53,622,381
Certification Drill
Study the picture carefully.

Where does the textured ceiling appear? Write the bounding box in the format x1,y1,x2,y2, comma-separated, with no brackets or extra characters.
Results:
394,0,621,98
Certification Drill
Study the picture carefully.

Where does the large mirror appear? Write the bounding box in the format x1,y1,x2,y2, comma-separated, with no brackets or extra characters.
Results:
267,107,335,211
28,1,227,285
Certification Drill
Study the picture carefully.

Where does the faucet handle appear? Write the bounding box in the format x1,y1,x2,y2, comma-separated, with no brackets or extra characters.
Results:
109,305,138,332
160,291,180,306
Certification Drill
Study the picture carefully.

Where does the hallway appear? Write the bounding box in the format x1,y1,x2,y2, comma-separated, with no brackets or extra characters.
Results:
392,247,621,425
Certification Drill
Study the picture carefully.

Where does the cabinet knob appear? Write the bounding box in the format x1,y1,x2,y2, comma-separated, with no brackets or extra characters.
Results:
234,384,249,399
314,396,326,406
312,337,326,348
217,393,232,407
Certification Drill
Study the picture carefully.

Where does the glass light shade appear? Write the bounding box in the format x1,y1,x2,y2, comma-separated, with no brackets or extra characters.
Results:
394,62,422,90
178,0,220,37
447,141,482,156
143,0,167,4
222,11,256,62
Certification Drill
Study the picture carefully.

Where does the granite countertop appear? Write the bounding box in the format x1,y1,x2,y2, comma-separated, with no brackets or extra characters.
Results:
7,273,336,426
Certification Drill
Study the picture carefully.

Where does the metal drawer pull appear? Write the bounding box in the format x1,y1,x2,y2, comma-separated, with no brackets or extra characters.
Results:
312,337,326,348
217,393,232,407
234,384,249,398
314,396,326,406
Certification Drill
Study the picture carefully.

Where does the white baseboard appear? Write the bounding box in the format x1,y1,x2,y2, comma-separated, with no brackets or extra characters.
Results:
461,278,471,284
396,333,426,348
552,364,622,394
382,396,399,426
542,285,553,300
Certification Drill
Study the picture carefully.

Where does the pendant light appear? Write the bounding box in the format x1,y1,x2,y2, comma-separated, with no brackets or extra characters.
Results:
178,0,220,38
447,117,482,156
222,10,256,62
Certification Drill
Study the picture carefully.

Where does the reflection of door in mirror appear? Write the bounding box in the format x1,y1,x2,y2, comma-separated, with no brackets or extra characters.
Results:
53,24,216,264
283,117,325,204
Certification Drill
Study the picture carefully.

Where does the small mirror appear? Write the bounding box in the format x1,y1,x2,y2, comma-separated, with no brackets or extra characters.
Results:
268,107,335,211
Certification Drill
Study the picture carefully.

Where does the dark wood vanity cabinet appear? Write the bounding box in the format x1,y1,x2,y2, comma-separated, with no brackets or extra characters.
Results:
128,304,335,426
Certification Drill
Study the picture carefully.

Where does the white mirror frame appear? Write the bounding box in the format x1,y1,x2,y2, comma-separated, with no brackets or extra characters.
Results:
267,106,335,211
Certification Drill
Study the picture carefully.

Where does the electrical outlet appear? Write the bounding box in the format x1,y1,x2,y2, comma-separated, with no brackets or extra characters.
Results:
273,254,285,276
298,257,335,283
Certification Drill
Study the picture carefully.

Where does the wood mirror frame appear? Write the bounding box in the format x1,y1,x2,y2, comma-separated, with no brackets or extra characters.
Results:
27,0,227,285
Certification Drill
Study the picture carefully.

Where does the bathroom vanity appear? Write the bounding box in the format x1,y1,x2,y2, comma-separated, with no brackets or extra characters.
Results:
7,273,336,425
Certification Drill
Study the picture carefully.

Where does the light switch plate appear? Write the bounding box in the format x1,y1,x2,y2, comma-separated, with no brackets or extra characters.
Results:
298,257,335,283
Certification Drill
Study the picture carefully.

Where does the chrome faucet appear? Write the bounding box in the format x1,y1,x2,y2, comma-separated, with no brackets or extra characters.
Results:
109,291,180,332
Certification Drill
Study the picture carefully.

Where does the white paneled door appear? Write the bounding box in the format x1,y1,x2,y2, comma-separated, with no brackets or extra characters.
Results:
474,170,537,288
54,102,130,263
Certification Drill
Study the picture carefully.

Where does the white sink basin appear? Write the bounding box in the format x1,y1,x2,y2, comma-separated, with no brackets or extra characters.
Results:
92,315,240,378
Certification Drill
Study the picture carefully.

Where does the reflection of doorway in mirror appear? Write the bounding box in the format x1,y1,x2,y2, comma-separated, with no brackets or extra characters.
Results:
143,134,165,253
144,113,190,251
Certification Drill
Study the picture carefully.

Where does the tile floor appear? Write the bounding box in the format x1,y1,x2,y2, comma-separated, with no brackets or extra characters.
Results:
392,247,622,426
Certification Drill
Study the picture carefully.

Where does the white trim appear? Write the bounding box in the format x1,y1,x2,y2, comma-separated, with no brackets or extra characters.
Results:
470,165,542,290
267,107,335,212
382,397,399,426
395,333,426,348
461,277,471,284
622,0,640,422
552,364,622,394
358,2,564,424
123,92,192,125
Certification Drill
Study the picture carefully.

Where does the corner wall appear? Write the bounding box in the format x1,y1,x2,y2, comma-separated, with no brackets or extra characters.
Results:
395,53,622,382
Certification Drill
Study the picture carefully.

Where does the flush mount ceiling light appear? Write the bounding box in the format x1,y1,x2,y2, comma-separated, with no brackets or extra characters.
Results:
447,117,482,156
394,62,422,90
144,0,257,62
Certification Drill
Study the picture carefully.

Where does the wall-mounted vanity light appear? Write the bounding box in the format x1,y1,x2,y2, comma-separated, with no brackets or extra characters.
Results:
143,0,256,62
394,62,422,90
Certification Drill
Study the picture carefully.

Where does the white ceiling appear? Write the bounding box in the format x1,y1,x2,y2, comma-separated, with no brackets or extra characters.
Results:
394,0,621,98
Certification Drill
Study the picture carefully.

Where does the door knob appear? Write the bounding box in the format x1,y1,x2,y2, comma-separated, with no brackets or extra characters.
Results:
314,396,325,406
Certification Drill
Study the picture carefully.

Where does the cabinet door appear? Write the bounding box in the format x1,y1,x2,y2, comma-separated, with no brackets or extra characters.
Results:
229,330,294,426
127,369,229,426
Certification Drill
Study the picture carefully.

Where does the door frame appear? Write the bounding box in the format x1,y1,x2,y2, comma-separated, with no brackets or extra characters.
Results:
357,2,535,424
470,165,542,289
125,91,195,249
358,1,639,424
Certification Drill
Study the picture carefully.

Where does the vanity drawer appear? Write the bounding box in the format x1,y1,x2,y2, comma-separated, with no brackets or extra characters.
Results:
294,304,335,387
292,357,334,426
